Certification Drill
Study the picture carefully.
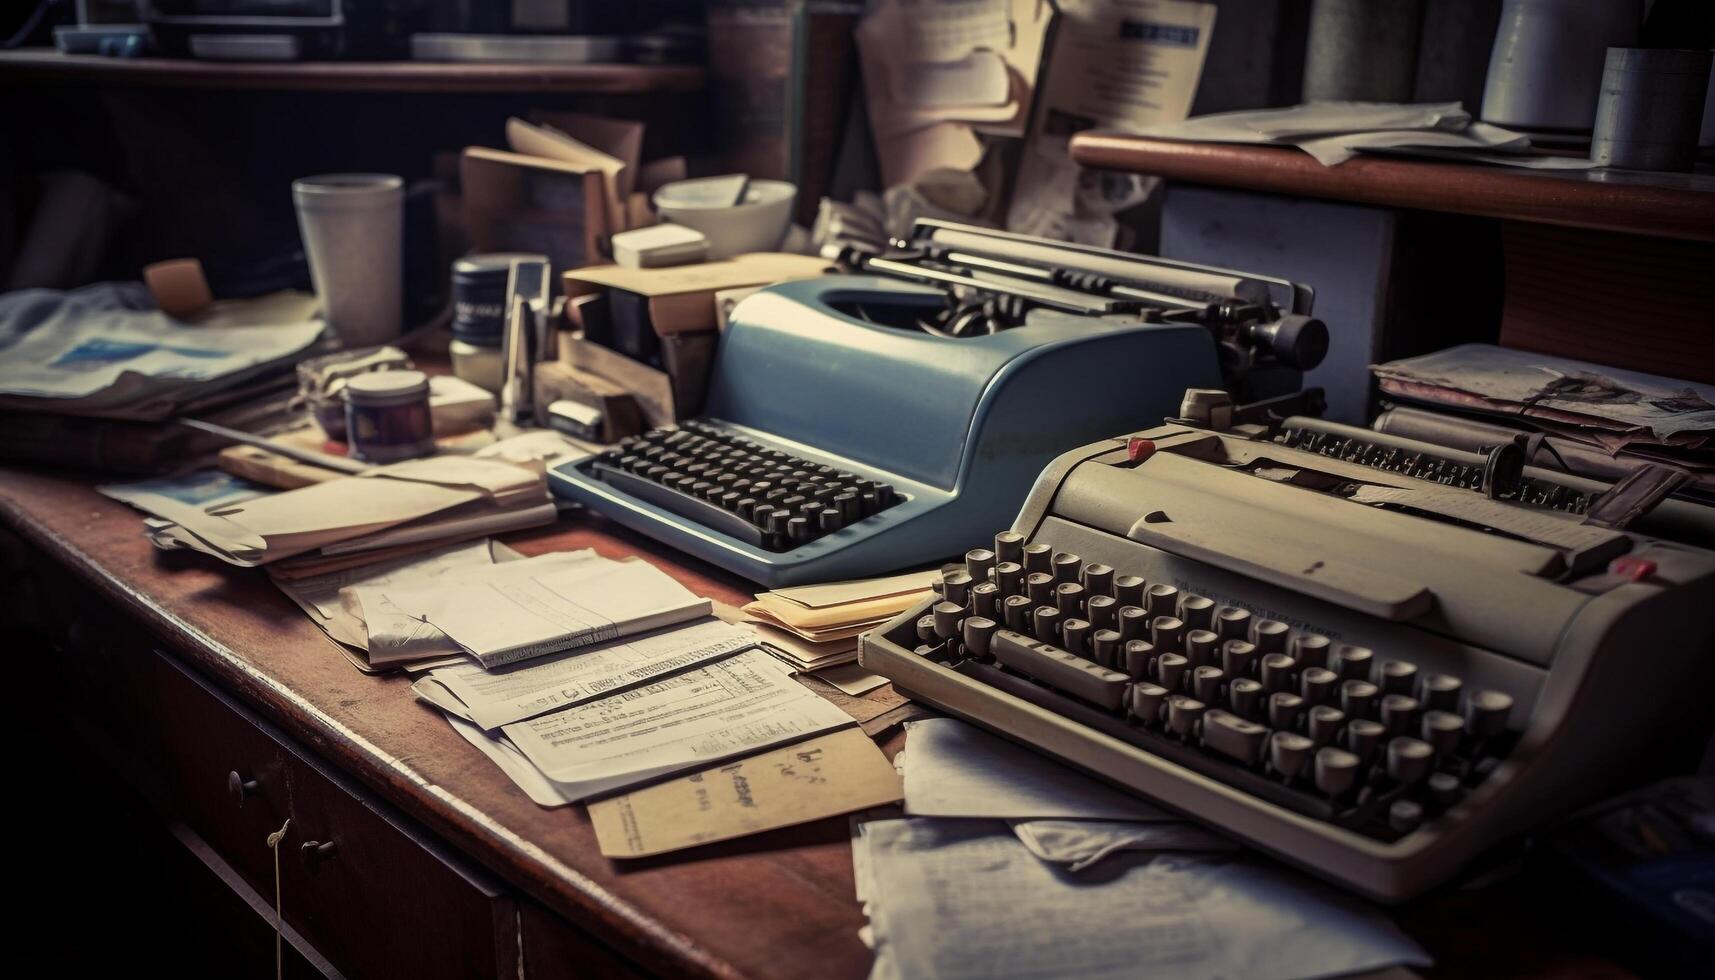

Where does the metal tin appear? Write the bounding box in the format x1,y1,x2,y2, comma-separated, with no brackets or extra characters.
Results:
452,253,537,346
343,369,434,463
1591,48,1713,172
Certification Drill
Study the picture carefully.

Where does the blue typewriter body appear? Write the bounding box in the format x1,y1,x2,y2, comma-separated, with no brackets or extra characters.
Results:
549,274,1224,586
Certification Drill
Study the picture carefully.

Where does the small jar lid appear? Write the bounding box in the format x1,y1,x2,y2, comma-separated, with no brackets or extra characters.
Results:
345,369,429,404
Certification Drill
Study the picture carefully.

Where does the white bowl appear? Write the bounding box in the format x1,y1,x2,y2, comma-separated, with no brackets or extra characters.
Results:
652,178,797,260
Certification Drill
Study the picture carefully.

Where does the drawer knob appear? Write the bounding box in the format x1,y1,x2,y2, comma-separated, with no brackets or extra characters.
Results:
227,771,259,805
300,839,339,868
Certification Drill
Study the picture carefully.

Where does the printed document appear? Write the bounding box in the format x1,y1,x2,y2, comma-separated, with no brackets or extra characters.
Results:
414,618,762,730
503,649,853,801
855,819,1430,980
383,555,711,667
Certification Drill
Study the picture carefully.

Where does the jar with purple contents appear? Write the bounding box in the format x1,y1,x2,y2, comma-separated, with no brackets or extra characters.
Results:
344,370,434,463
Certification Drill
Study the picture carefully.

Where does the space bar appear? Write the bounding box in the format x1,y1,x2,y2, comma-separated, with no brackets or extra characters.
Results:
590,463,765,546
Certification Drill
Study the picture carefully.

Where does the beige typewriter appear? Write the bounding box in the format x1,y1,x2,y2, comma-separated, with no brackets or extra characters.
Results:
860,390,1715,902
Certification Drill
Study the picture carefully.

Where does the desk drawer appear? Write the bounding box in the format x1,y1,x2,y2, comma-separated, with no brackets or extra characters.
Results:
146,650,517,980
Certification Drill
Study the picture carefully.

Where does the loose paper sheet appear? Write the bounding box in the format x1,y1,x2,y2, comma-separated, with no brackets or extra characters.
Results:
855,819,1430,980
100,469,268,520
503,649,854,801
588,728,902,857
1009,818,1234,872
384,555,711,667
444,713,571,808
814,663,891,697
414,618,762,730
901,718,1171,821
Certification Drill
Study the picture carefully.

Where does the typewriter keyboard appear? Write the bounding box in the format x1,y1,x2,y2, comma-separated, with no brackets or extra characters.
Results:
587,420,902,552
915,531,1519,842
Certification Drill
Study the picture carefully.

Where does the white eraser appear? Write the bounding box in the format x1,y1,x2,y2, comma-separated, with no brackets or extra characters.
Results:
612,224,710,269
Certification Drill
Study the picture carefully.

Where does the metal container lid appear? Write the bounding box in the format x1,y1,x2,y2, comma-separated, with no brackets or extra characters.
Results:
453,253,548,286
345,369,429,405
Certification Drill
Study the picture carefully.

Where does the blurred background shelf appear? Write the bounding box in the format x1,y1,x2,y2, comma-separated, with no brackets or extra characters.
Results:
0,49,704,94
1069,133,1715,243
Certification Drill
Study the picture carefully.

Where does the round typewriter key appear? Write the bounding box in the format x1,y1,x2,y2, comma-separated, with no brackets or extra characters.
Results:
1061,618,1092,658
818,508,844,533
942,570,973,607
1345,719,1386,763
1386,737,1435,785
1113,575,1146,608
1221,639,1257,679
1259,653,1297,693
933,601,964,641
965,548,997,583
1307,705,1345,746
736,498,759,521
1314,747,1362,798
1055,582,1086,617
1166,694,1206,738
1215,606,1252,642
1268,692,1304,731
719,490,742,510
1418,673,1462,713
1150,615,1185,653
1156,652,1189,692
787,515,813,543
1388,799,1425,833
1026,572,1056,606
1122,639,1153,680
1288,632,1331,668
969,581,1001,621
1022,543,1053,574
962,616,998,659
1377,659,1418,695
834,492,861,523
1252,620,1290,655
765,508,791,535
1118,605,1150,643
994,561,1024,597
1421,710,1463,757
1032,605,1063,644
1464,689,1514,738
1270,731,1315,782
1193,665,1225,704
1427,772,1462,806
1333,644,1374,679
1051,553,1081,586
1145,583,1179,619
1300,667,1338,706
1085,594,1118,632
1380,694,1421,737
993,530,1025,564
1228,678,1263,719
916,615,937,643
1185,629,1221,669
1176,594,1216,632
859,490,881,515
1002,595,1033,633
1090,629,1122,669
1081,563,1115,597
1340,680,1379,719
1130,683,1169,726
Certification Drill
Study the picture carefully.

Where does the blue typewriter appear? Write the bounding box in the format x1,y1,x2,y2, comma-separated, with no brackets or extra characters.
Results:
549,221,1328,586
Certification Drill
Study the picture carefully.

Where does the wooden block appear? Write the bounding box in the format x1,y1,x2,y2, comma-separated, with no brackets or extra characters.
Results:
143,258,214,319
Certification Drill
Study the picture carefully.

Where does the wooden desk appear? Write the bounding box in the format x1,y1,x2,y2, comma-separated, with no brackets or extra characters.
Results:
0,467,1642,979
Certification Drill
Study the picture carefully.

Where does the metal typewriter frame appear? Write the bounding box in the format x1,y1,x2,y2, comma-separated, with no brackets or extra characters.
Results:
860,420,1715,902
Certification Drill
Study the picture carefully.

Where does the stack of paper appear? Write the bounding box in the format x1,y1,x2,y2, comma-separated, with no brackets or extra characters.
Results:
743,570,938,670
853,819,1431,980
374,552,711,668
1132,101,1595,170
852,717,1432,979
271,537,529,672
144,455,555,567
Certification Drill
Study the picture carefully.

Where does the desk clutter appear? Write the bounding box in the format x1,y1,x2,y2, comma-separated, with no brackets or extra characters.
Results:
7,14,1715,966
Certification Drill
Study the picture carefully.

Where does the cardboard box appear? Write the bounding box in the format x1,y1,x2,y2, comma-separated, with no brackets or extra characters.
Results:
460,146,610,275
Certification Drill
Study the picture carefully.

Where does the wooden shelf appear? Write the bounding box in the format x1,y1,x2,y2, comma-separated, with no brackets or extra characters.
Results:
0,48,704,95
1069,133,1715,242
